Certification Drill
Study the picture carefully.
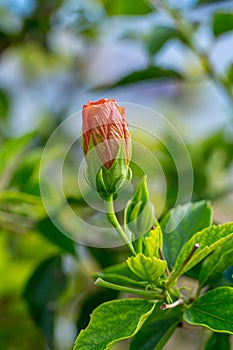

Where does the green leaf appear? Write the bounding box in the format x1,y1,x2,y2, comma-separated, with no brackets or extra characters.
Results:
24,256,66,349
0,88,9,120
171,223,233,277
76,289,119,333
213,13,233,37
97,273,148,288
73,299,156,350
0,132,34,189
183,287,233,334
93,66,182,90
146,26,177,56
127,254,167,283
197,0,223,4
130,316,180,350
161,201,212,268
130,304,182,350
37,217,76,255
227,64,233,83
203,332,231,350
199,238,233,287
97,262,149,288
94,262,147,287
101,0,153,16
144,226,163,258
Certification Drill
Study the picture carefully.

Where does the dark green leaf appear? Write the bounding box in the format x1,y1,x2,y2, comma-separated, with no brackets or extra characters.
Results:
224,266,233,284
161,201,212,268
88,246,120,268
73,299,156,350
76,289,119,333
113,67,182,86
130,304,182,350
146,26,177,56
130,316,180,350
0,88,9,120
171,223,233,276
37,217,76,255
213,13,233,37
228,64,233,83
183,287,233,333
102,0,153,16
197,0,224,4
24,256,66,349
203,332,231,350
93,66,182,90
199,238,233,287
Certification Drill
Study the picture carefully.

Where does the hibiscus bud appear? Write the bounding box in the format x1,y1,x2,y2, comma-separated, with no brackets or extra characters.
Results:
82,98,132,198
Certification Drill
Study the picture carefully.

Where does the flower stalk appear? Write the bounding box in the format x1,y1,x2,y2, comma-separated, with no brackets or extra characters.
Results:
105,194,136,256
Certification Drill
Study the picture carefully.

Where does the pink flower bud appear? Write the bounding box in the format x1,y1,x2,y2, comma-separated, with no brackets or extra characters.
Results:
82,98,130,169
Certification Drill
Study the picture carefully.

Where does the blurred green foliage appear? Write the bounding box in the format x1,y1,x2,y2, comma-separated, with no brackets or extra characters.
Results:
0,0,232,349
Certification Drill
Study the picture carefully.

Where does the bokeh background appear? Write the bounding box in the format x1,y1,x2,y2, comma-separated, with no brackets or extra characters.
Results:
0,0,233,349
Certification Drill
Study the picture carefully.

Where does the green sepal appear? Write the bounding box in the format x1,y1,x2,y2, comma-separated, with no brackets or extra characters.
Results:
125,175,155,237
85,136,102,189
85,137,132,198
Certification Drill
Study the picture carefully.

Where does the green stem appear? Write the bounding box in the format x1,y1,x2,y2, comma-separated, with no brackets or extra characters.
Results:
105,194,136,256
95,278,163,299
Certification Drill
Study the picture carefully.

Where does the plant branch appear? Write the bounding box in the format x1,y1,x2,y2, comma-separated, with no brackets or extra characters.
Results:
150,0,233,105
159,247,170,276
95,277,163,299
160,298,184,310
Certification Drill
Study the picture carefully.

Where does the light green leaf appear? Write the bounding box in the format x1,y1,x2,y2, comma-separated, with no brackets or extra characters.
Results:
127,254,167,283
97,273,148,288
203,332,231,350
213,12,233,37
130,316,180,350
144,226,163,258
73,299,156,350
199,238,233,287
96,262,148,288
171,223,233,277
161,201,212,268
183,287,233,334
